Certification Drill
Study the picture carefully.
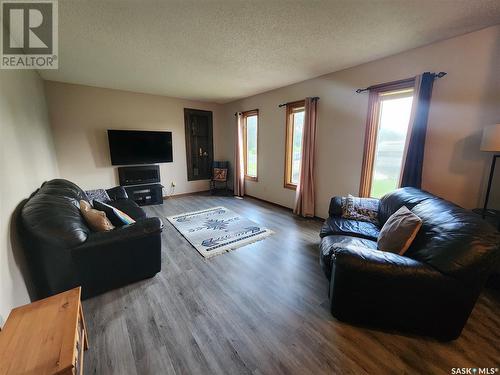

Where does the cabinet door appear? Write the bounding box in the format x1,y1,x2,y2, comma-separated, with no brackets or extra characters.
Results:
184,109,213,181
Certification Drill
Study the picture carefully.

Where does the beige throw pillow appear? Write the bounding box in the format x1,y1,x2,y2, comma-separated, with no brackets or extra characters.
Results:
377,206,422,255
79,200,115,232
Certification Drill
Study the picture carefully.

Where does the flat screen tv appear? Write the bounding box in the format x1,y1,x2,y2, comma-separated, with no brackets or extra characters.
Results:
108,130,173,165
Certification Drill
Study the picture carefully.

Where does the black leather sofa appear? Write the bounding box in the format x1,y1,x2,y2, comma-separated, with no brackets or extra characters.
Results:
320,187,500,340
18,179,163,300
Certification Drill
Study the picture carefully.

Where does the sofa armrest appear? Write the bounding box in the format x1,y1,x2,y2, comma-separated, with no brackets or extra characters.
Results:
332,245,437,279
329,245,478,340
106,185,129,200
329,196,344,217
71,217,163,298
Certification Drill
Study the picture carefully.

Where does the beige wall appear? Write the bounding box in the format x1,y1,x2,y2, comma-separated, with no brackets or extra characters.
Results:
221,26,500,218
44,82,224,194
0,70,59,325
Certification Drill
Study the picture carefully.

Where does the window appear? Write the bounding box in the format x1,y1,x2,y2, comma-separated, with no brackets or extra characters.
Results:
360,81,415,198
243,109,258,180
284,100,305,189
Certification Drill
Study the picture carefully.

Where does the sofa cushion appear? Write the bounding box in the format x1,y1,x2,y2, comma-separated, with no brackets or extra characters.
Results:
378,187,436,225
39,178,90,204
406,199,500,283
328,196,344,217
377,206,422,255
106,186,129,200
319,235,378,279
93,200,136,226
21,179,90,248
320,216,380,241
106,199,147,221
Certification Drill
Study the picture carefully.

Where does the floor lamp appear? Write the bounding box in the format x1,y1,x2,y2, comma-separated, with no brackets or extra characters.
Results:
480,124,500,216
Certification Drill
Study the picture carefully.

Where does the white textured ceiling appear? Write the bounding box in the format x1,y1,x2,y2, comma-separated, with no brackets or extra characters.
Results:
40,0,500,103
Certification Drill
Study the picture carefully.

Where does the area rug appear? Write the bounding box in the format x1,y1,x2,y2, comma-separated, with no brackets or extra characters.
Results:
166,206,273,258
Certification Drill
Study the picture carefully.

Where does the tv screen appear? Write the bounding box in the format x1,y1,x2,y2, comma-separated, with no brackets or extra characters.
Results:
107,130,173,165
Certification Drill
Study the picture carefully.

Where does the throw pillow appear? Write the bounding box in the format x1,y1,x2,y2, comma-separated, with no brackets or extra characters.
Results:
79,200,115,232
377,206,422,255
93,200,136,226
85,189,111,204
213,168,228,181
342,194,379,224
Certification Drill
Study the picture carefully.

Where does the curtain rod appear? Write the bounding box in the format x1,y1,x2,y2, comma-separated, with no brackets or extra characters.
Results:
234,97,321,114
355,72,447,94
234,109,259,116
278,96,320,108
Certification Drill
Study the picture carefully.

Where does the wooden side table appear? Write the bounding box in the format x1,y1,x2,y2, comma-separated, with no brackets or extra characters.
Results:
0,287,88,375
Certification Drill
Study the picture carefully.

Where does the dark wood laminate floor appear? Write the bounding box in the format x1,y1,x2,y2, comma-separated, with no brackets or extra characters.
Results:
83,194,500,375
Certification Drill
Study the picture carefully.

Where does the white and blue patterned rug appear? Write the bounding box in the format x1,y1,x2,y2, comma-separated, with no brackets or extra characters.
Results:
166,206,273,258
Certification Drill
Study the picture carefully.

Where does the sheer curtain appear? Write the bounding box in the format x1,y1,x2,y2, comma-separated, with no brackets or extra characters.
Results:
400,72,435,188
234,113,245,197
294,97,318,217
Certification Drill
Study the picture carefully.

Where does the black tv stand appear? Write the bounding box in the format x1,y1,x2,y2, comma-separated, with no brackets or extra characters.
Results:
124,184,163,206
117,165,163,206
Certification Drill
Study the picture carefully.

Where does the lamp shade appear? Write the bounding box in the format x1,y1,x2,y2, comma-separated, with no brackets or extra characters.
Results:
480,124,500,152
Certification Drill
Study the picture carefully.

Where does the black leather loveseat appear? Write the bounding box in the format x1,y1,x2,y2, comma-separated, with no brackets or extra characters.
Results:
320,188,500,340
18,179,163,300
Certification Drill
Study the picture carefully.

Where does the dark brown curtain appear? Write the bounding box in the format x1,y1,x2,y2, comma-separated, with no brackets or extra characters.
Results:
400,72,435,188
